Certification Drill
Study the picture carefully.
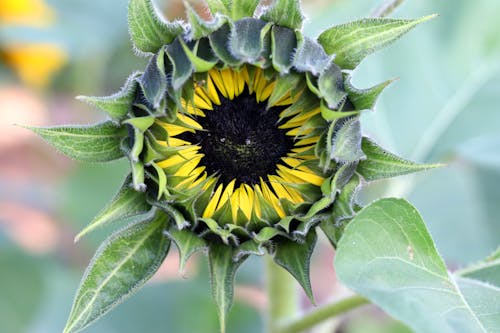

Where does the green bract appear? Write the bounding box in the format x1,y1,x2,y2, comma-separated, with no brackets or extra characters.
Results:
31,1,438,332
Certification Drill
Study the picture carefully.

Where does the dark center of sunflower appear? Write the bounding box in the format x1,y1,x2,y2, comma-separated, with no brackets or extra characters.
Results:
179,91,293,185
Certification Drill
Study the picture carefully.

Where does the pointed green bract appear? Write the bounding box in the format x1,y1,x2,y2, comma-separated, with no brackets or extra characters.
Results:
273,230,317,304
63,213,170,333
330,118,366,163
137,49,167,108
261,0,304,29
345,77,395,111
209,244,246,333
185,2,225,40
166,228,207,273
206,0,231,17
336,198,499,333
293,36,331,76
75,176,151,242
318,62,346,109
28,122,127,163
77,72,141,123
128,0,184,54
271,26,297,73
318,15,437,69
357,137,442,181
230,18,272,65
231,0,260,21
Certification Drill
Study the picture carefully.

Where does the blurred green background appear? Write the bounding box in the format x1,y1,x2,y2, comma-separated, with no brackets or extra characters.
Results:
1,0,499,332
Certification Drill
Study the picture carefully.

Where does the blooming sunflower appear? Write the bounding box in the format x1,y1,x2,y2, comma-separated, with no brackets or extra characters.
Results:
30,1,437,332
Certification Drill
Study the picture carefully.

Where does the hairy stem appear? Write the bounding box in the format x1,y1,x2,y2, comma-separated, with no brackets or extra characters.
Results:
371,0,405,17
266,256,299,333
278,295,370,333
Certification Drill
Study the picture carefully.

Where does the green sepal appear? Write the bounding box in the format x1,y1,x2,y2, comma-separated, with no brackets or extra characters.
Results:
63,212,170,333
200,218,239,245
331,173,361,225
185,2,226,40
231,0,260,21
234,240,267,261
181,39,218,72
123,116,155,132
345,76,396,111
128,0,184,54
137,49,167,109
230,18,272,67
273,229,317,304
320,101,361,121
75,175,151,242
254,227,287,243
318,15,437,70
130,159,146,192
149,198,191,230
321,163,357,197
260,0,304,29
320,216,342,248
150,163,168,200
267,72,301,109
357,137,443,181
27,121,127,163
330,118,366,163
318,62,347,109
165,227,207,273
270,25,297,73
208,243,247,333
166,38,194,90
209,23,241,66
293,36,331,75
76,72,141,123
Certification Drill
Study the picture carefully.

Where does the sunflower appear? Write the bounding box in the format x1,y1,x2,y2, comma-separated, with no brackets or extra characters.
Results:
30,1,437,332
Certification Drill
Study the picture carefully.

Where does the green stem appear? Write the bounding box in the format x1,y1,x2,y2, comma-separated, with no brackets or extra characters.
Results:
278,295,370,333
266,256,299,333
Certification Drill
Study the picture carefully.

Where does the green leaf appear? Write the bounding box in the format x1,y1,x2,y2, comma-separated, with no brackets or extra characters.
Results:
345,76,395,111
335,198,500,333
230,18,272,66
128,0,184,54
293,36,331,76
165,227,207,273
77,72,141,123
330,118,366,163
75,176,151,242
209,243,246,333
318,62,347,109
271,26,297,73
357,137,442,181
206,0,231,17
273,230,317,304
28,122,127,163
261,0,305,29
137,49,167,109
458,247,500,287
63,213,170,333
318,15,437,70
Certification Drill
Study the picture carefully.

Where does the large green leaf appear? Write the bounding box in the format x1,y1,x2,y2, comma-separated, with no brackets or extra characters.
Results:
335,198,500,333
318,15,436,69
28,122,127,163
357,137,442,181
63,213,170,333
75,176,151,242
128,0,183,54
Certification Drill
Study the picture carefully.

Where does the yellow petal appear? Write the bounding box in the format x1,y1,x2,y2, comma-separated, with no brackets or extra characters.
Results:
283,168,324,186
193,91,213,110
216,179,236,212
206,75,221,105
203,184,224,218
220,68,235,100
181,99,206,116
174,156,203,176
177,113,203,130
260,179,286,218
209,69,228,98
159,123,195,136
0,0,54,27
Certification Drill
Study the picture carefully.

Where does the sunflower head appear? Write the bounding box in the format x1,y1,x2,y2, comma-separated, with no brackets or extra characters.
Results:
30,1,437,332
